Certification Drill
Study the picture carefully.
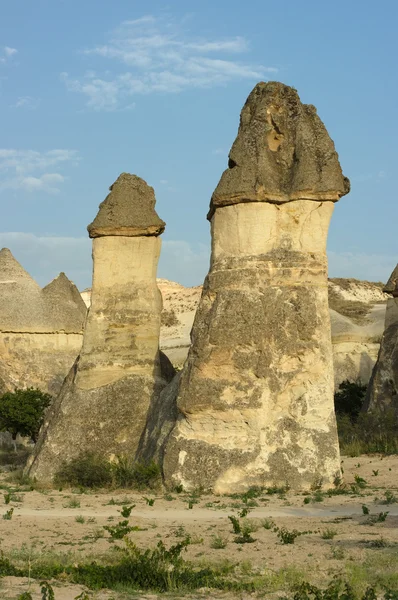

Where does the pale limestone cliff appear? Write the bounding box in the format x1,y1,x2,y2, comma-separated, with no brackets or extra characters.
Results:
27,174,174,481
0,249,86,395
364,265,398,413
158,82,349,493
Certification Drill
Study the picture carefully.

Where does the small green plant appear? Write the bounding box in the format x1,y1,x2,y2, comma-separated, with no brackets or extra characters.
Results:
144,497,155,506
174,525,186,538
376,511,389,522
261,518,275,529
303,496,311,504
274,525,312,545
321,528,337,539
277,527,301,544
164,494,175,501
234,532,256,544
2,507,14,520
63,498,80,508
228,515,241,534
119,504,135,517
329,545,345,560
367,511,389,524
312,490,324,503
372,469,379,476
75,515,85,524
368,536,389,548
381,490,397,505
17,593,33,600
362,504,370,515
174,484,184,493
40,581,55,600
4,492,11,504
354,474,367,489
103,519,137,540
210,535,227,549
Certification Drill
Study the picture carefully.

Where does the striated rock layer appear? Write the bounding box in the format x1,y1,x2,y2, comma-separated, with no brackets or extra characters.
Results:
28,174,174,481
364,265,398,413
0,249,86,395
161,82,349,493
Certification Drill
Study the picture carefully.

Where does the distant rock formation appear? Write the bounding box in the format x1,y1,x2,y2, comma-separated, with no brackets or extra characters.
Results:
363,265,398,413
161,82,350,493
0,248,86,395
329,279,387,387
28,174,174,481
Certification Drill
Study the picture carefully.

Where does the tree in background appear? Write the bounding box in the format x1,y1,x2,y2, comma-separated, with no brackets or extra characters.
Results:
0,388,52,448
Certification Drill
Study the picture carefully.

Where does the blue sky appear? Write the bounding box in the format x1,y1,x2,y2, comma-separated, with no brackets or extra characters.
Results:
0,0,397,290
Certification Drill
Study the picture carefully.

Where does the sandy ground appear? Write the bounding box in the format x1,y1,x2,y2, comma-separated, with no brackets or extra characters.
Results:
1,455,398,599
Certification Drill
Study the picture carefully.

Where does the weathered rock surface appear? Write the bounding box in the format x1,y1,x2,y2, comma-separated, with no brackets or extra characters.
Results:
88,173,165,238
28,174,174,481
0,249,86,395
83,276,387,385
160,82,349,493
364,265,398,413
208,81,349,219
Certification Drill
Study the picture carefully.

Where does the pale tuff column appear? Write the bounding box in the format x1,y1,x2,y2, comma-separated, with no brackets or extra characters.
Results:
364,265,398,413
162,82,350,493
28,174,173,481
76,236,162,390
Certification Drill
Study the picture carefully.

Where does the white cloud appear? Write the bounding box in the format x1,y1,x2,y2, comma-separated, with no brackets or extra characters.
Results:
0,47,17,65
0,149,80,194
14,96,40,110
63,16,277,110
4,47,17,57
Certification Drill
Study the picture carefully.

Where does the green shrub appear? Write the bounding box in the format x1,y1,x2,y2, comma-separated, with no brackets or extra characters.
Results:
0,387,52,442
55,453,112,488
111,456,161,489
337,409,398,455
210,535,227,549
334,380,367,422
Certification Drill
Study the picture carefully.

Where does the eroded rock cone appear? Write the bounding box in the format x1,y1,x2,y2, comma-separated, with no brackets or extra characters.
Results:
0,249,86,394
162,82,349,493
28,174,174,482
364,264,398,413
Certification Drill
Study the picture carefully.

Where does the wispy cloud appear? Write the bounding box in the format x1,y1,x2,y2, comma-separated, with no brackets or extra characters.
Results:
62,16,277,110
0,232,91,289
14,96,40,110
0,149,80,194
0,46,17,64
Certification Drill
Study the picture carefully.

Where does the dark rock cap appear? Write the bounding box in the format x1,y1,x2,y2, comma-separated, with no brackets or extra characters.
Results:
208,81,350,219
383,264,398,295
87,173,166,238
